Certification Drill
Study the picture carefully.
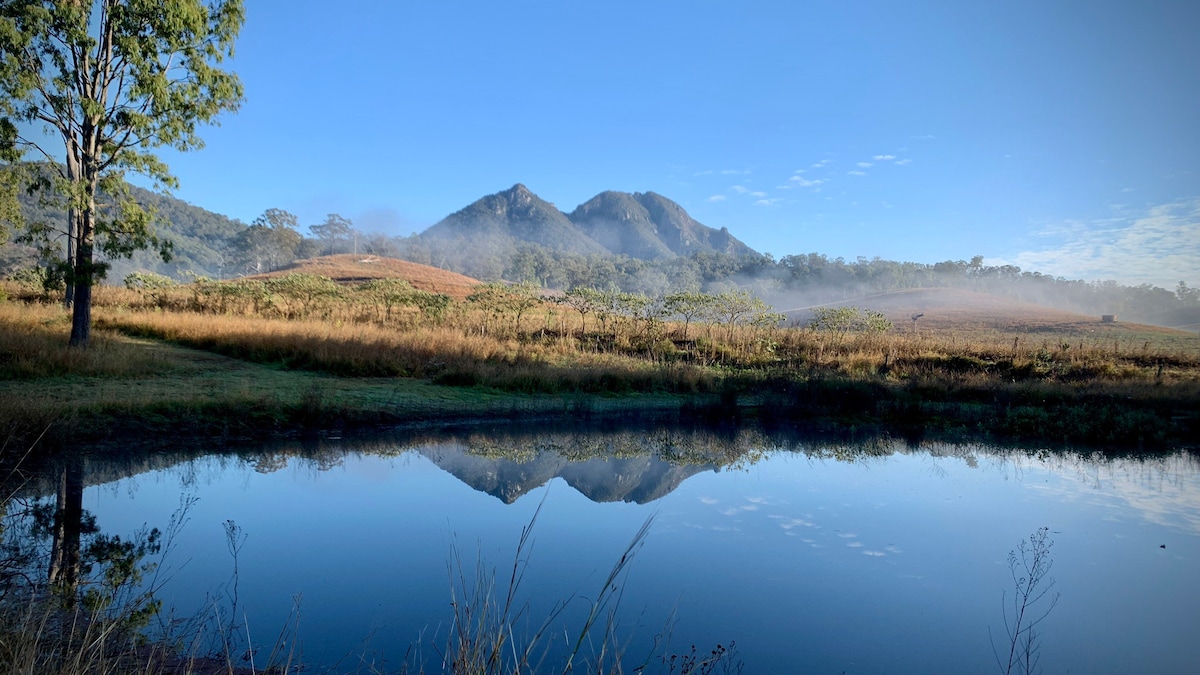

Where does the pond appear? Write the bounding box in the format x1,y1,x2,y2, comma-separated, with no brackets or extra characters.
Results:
11,426,1200,673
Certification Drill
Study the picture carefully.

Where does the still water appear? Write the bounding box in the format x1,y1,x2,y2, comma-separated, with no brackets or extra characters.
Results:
62,428,1200,672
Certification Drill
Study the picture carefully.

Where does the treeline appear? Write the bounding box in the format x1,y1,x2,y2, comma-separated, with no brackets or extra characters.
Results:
4,164,1197,326
391,239,1200,325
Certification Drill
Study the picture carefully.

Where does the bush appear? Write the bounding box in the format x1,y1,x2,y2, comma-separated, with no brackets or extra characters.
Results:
808,306,893,335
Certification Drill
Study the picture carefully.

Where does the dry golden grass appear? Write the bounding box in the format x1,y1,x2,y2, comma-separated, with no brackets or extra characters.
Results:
0,303,178,379
90,307,716,395
3,286,1198,449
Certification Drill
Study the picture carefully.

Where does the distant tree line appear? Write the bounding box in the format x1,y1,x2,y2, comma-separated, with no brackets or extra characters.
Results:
3,167,1197,326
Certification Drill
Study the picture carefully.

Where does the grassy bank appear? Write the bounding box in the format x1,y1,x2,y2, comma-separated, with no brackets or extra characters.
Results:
2,288,1198,453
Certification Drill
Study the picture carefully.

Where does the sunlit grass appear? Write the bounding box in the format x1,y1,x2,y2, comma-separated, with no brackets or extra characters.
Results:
3,277,1199,450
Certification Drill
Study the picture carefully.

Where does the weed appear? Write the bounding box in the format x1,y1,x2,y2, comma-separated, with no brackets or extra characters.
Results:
991,527,1060,675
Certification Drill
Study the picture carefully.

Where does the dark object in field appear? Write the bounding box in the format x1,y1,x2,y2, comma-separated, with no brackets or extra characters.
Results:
1102,315,1115,323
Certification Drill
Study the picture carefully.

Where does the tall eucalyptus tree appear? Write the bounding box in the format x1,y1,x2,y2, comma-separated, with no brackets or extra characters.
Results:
0,0,244,346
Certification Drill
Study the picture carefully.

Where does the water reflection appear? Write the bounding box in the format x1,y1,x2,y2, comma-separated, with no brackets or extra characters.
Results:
3,425,1198,673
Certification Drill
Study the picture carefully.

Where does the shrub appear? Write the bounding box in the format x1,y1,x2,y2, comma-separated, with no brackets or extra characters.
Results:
808,306,893,336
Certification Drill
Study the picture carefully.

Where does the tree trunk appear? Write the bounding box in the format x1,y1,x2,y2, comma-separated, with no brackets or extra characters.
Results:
64,207,77,309
68,191,96,348
48,456,84,599
69,279,92,347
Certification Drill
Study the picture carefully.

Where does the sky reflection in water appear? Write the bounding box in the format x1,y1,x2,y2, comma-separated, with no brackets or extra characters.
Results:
84,435,1200,674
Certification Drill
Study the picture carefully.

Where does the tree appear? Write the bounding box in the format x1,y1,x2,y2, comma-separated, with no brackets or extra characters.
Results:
559,286,606,336
467,281,543,335
0,159,20,243
309,213,353,256
0,0,245,347
229,208,299,275
1176,281,1200,307
807,306,893,338
663,291,714,341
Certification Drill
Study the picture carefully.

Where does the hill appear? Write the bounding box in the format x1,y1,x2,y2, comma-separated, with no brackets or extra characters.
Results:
248,254,482,300
782,287,1199,346
4,166,244,280
1142,306,1200,332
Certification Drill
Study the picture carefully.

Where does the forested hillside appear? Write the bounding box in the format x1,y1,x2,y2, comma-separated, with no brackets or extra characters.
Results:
2,165,245,281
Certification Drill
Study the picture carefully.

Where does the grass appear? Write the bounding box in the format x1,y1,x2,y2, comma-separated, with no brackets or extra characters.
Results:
2,280,1199,452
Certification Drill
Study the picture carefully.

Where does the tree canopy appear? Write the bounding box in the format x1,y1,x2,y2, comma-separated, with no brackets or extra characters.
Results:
0,0,244,346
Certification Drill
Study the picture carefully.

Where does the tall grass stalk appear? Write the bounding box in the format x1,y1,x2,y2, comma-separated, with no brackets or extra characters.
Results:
437,500,661,675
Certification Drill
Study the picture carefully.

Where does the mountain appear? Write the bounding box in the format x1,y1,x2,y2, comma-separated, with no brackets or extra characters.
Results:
419,184,608,257
570,190,757,260
569,191,676,260
418,442,716,505
417,184,760,265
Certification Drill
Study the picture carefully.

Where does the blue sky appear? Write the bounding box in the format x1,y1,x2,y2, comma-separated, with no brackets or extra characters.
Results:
146,0,1198,288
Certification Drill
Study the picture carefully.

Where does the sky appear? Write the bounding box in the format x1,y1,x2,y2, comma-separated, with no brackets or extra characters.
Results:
138,0,1199,289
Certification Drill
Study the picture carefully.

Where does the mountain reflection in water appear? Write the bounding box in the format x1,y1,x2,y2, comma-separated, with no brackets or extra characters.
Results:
4,424,1198,674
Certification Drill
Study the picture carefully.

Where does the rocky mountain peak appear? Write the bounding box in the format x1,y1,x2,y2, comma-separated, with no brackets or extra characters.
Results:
502,183,534,205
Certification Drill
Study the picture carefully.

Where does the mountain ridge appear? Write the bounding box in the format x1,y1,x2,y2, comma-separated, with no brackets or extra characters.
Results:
419,183,759,262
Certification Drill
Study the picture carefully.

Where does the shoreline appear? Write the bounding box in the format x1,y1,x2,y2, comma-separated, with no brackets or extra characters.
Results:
3,300,1197,459
6,372,1197,460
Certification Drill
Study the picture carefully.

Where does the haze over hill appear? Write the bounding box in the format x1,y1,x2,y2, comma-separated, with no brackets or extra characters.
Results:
418,183,757,262
781,288,1200,337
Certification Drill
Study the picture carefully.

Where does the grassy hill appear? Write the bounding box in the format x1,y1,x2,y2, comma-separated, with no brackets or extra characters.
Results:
247,254,482,299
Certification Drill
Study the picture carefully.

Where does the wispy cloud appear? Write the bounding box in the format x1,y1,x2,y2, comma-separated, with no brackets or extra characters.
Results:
731,185,749,194
695,168,751,177
895,158,912,165
857,161,873,168
873,154,896,161
847,170,867,176
811,159,831,169
787,175,825,188
771,515,817,530
754,198,782,207
993,199,1200,287
750,191,767,198
707,194,726,202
